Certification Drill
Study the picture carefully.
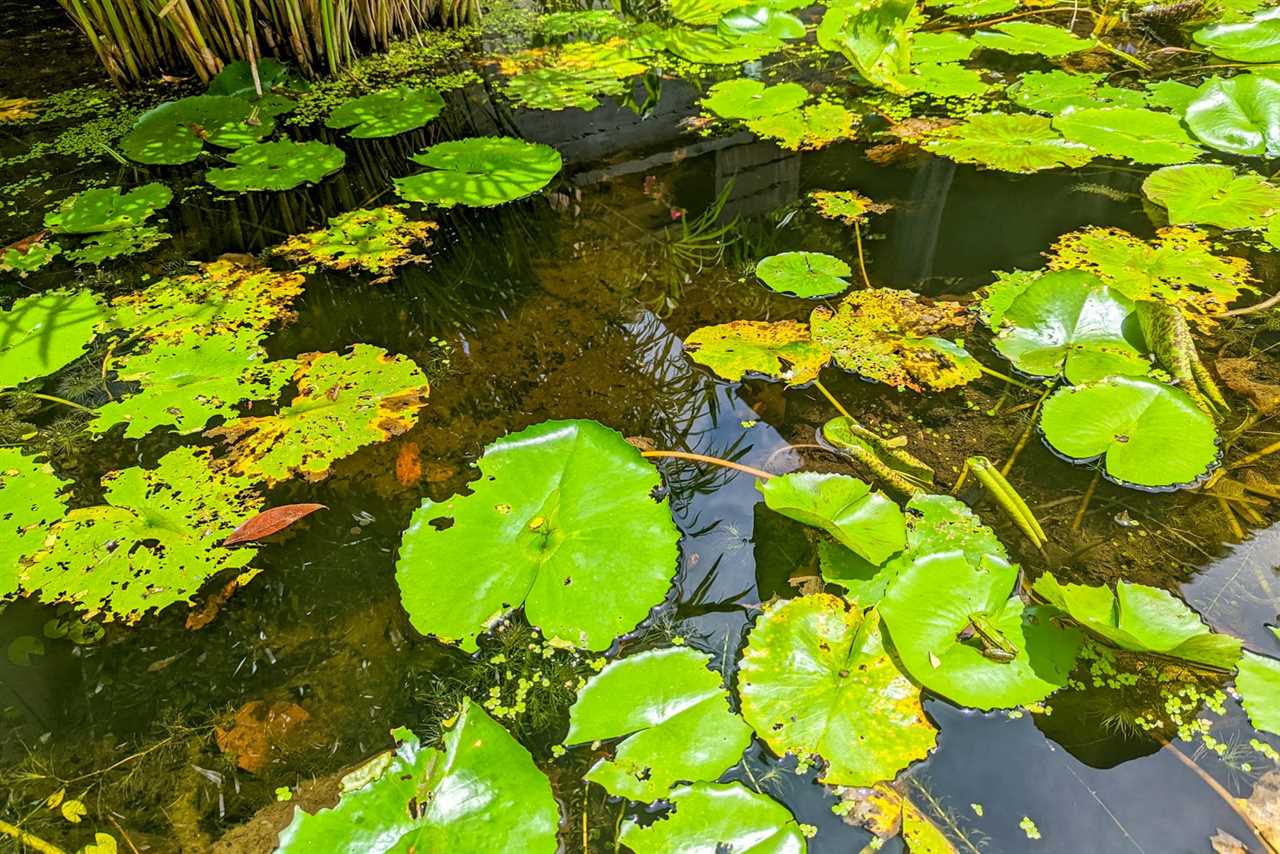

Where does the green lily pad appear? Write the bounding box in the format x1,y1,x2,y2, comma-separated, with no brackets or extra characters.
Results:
564,647,752,801
208,343,429,485
619,783,807,853
745,101,858,150
272,206,437,282
930,0,1017,16
206,58,294,99
504,67,635,111
811,189,889,224
817,0,917,94
394,419,679,651
923,113,1093,173
1052,107,1202,165
90,332,295,439
1146,79,1200,115
1034,572,1242,670
325,86,445,138
0,450,69,598
1194,7,1280,63
972,21,1096,56
278,700,559,853
1008,70,1146,114
1039,376,1219,488
684,319,831,386
991,270,1148,383
1185,73,1280,158
121,95,275,165
206,140,346,192
65,225,170,266
1142,164,1280,230
719,5,805,39
757,472,905,565
1237,651,1280,735
44,183,171,234
1,288,108,391
755,251,851,298
670,0,751,25
739,595,937,786
702,78,808,120
0,240,61,275
396,137,562,208
907,62,992,98
663,27,782,63
881,552,1083,710
911,31,976,63
17,447,261,622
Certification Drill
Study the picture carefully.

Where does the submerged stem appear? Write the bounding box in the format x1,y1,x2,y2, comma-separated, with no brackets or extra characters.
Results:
813,379,853,420
1156,736,1279,854
977,364,1039,392
0,390,97,415
0,820,64,854
1071,469,1101,532
852,219,871,289
641,450,774,480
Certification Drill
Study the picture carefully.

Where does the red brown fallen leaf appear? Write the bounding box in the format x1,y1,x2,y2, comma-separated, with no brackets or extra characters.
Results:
5,229,50,255
215,701,310,773
223,503,326,546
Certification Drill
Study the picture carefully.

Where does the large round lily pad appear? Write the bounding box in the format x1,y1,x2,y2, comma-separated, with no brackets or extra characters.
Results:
564,647,752,801
325,86,445,138
1185,73,1280,158
122,95,275,165
972,21,1096,56
1194,7,1280,63
1,288,108,391
395,419,680,651
881,552,1083,710
0,449,69,597
1052,107,1202,165
738,594,937,786
44,183,171,234
1008,70,1146,115
684,319,830,386
1039,376,1218,489
206,140,346,192
718,5,805,40
619,782,807,853
1142,163,1280,230
923,113,1093,174
395,136,562,207
757,472,905,565
755,251,851,298
702,78,808,120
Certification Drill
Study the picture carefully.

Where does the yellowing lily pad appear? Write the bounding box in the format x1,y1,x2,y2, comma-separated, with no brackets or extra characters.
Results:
272,207,437,283
0,449,69,598
684,319,831,386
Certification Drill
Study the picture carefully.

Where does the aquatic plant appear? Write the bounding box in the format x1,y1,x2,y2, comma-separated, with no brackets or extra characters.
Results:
817,0,918,94
619,782,808,853
702,78,808,120
270,206,437,282
0,239,61,275
121,95,279,165
1193,6,1280,61
0,290,109,391
44,184,171,233
758,472,905,564
1236,652,1280,735
755,251,852,298
66,226,170,266
0,450,70,597
324,86,445,137
205,140,346,191
1184,73,1280,157
395,137,562,208
1008,69,1147,114
1142,163,1280,230
683,319,831,385
719,5,805,39
1052,107,1203,164
745,101,859,150
922,113,1093,173
972,21,1096,55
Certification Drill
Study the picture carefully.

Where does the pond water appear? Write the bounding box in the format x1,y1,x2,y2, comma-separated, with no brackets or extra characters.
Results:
3,1,1280,852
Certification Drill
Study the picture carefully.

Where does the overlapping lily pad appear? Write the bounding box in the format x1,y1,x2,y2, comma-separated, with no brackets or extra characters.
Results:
619,783,807,853
65,225,170,266
394,419,679,651
1142,164,1280,230
1,288,107,390
703,78,808,120
911,31,976,63
0,240,60,275
755,251,851,298
121,95,277,165
746,101,858,150
1008,70,1146,114
206,140,346,192
739,595,936,786
324,86,444,137
564,647,752,801
817,0,917,94
684,319,830,386
396,137,562,207
1052,107,1202,165
972,21,1095,56
271,207,437,283
44,184,171,233
907,62,991,98
662,27,781,64
1039,376,1219,488
504,67,635,111
0,449,69,597
923,113,1092,173
811,189,889,224
758,472,905,564
1193,7,1280,63
718,5,805,40
1184,73,1280,158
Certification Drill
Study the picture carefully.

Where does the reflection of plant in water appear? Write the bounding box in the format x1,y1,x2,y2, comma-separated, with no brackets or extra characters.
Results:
631,183,740,316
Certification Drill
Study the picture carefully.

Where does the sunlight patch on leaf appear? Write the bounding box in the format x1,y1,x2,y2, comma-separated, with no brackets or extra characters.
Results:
746,101,858,150
0,449,69,599
324,86,444,137
1,288,108,391
206,140,346,192
1052,107,1202,165
272,207,437,283
396,136,562,208
923,113,1092,173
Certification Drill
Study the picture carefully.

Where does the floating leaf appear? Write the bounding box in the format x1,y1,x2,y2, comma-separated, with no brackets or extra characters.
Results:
122,95,276,165
208,344,429,486
739,595,936,786
991,270,1148,384
206,140,346,192
272,207,437,283
395,419,679,651
702,78,808,120
619,783,807,853
1053,107,1202,165
981,269,1042,329
1046,226,1254,318
719,5,805,39
1,288,107,391
663,27,781,63
325,86,444,138
1142,163,1280,230
758,472,906,565
1008,70,1146,114
922,113,1092,173
811,189,890,224
90,332,295,438
756,251,851,298
881,552,1083,709
206,58,294,99
670,0,751,25
1237,651,1280,735
503,66,636,111
817,0,918,94
684,319,831,386
1146,79,1200,115
1185,73,1280,158
838,783,960,852
223,503,326,545
65,226,170,266
1194,7,1280,63
564,647,752,801
930,0,1016,16
972,21,1096,56
907,62,991,98
1034,572,1242,670
396,137,562,208
18,447,261,622
0,449,69,598
278,700,559,853
1039,376,1219,489
0,239,61,275
746,101,858,150
911,31,976,63
44,183,171,234
809,288,979,391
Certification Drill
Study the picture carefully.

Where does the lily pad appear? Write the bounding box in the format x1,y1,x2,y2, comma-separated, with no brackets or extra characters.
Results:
809,288,979,392
1237,651,1280,735
663,27,781,63
811,189,889,224
670,0,751,25
206,58,294,99
619,783,807,854
1034,572,1242,670
1,288,108,391
817,0,917,94
278,700,559,853
1145,79,1200,115
1052,107,1202,165
65,225,170,266
271,207,437,283
738,595,937,786
121,95,276,165
718,5,805,40
44,183,171,234
756,251,851,298
206,140,346,192
684,319,831,386
324,86,445,138
503,67,636,111
758,472,905,565
1185,73,1280,158
991,270,1148,384
1039,376,1219,489
931,0,1017,15
911,31,976,63
702,78,808,120
923,113,1093,173
907,62,992,98
1008,70,1146,114
0,450,69,597
564,647,752,801
1194,7,1280,63
0,240,61,275
396,137,562,208
746,101,858,150
208,344,429,485
972,21,1096,56
90,332,295,439
881,552,1083,710
1142,163,1280,230
394,419,680,651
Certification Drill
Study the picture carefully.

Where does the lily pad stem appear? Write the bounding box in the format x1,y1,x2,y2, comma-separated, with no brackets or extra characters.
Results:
1230,438,1280,470
1222,289,1280,317
0,820,64,854
1070,469,1100,532
852,220,871,288
641,450,774,480
0,390,97,415
977,364,1038,392
813,380,853,420
1001,384,1053,476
